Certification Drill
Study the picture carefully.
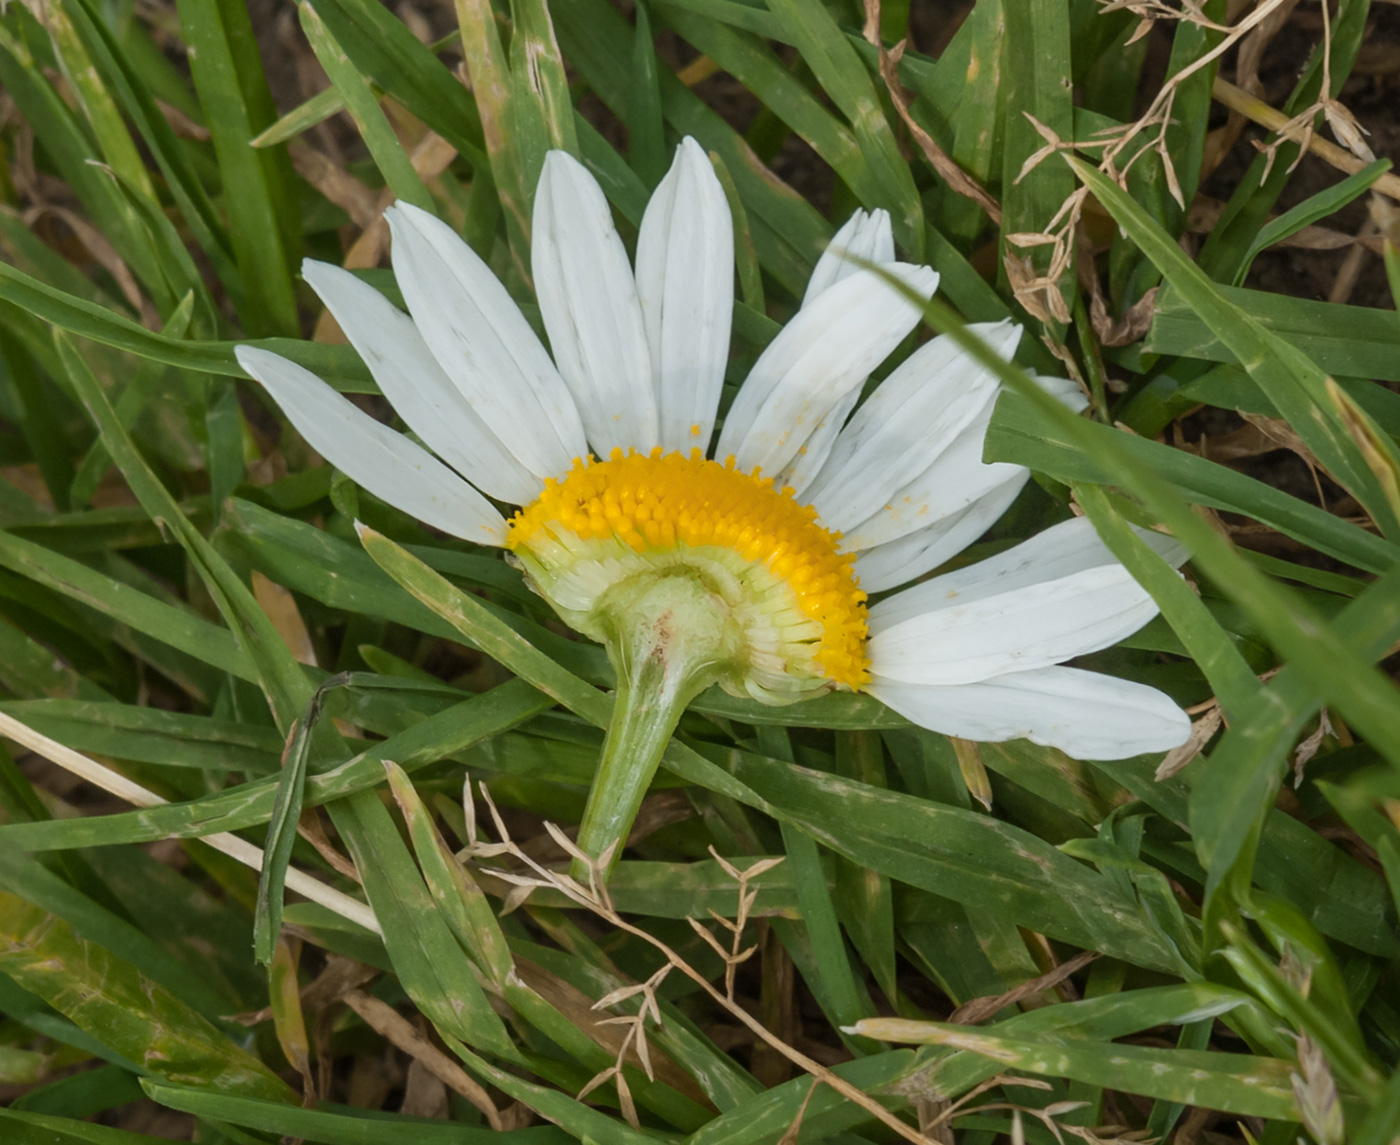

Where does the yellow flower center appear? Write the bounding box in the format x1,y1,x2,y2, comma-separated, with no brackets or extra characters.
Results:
507,449,869,694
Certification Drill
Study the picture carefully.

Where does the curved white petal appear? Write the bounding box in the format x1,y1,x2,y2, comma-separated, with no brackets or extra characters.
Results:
853,473,1029,593
534,150,658,455
806,321,1019,531
716,263,938,476
870,516,1186,631
839,402,1016,552
636,138,733,454
386,203,585,480
803,208,894,306
1029,371,1091,413
777,386,860,498
868,668,1191,760
302,261,540,505
236,347,508,545
867,562,1163,686
840,371,1090,553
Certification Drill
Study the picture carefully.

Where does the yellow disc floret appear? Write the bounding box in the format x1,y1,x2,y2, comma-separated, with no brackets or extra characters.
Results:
507,448,869,696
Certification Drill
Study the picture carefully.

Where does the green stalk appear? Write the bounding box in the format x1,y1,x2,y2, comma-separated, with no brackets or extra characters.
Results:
572,569,740,882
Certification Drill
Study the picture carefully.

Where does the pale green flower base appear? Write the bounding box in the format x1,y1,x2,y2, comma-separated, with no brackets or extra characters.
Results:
511,538,842,877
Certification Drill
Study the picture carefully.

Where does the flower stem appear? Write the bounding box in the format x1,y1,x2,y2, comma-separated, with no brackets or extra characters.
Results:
572,569,739,882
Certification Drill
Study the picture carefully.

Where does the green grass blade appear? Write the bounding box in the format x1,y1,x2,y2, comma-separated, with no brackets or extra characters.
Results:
0,893,295,1103
1,1108,202,1144
1235,160,1392,287
0,528,250,680
174,0,299,336
765,0,923,254
556,0,829,296
454,0,533,262
336,790,517,1057
311,0,488,167
0,21,164,307
628,1,666,186
251,689,321,966
0,681,552,851
510,0,579,160
721,748,1173,969
870,1021,1298,1119
251,85,347,148
0,701,280,772
357,524,608,723
298,1,434,213
141,1081,572,1143
57,0,240,295
0,257,373,389
987,389,1397,573
1000,0,1075,325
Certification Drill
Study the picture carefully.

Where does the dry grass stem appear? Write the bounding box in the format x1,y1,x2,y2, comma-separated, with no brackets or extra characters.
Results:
461,780,939,1145
0,710,382,934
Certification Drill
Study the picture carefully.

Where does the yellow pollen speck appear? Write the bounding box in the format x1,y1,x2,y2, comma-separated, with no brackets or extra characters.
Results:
508,448,870,688
690,423,702,437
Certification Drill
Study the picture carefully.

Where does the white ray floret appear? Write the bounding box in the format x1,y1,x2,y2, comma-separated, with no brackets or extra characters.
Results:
853,476,1029,593
806,321,1019,530
235,346,508,545
386,202,586,480
301,260,540,505
717,262,939,477
802,207,896,304
534,150,659,455
868,668,1191,759
636,137,734,453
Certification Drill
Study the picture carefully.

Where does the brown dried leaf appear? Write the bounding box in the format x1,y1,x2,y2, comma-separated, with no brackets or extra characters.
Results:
1293,709,1334,787
950,950,1098,1025
252,570,318,667
288,142,379,229
155,96,211,141
297,806,360,882
1156,704,1224,780
576,1065,617,1102
863,0,1003,223
1324,102,1375,162
400,1059,450,1119
1089,286,1159,347
342,990,502,1129
949,737,992,811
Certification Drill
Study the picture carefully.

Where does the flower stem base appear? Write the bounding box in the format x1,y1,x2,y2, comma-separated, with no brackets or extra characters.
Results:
572,568,742,882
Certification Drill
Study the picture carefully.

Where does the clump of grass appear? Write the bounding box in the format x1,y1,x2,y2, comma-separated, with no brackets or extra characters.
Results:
0,0,1398,1143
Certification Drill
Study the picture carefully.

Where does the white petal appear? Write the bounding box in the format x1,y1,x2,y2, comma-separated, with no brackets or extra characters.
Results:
236,347,508,545
867,564,1163,686
533,150,658,455
1029,371,1091,413
840,370,1090,553
838,402,1014,552
777,386,860,498
868,668,1191,760
853,473,1029,593
802,208,894,306
806,321,1019,530
302,261,540,505
386,203,585,481
870,516,1186,631
716,263,938,476
636,138,733,454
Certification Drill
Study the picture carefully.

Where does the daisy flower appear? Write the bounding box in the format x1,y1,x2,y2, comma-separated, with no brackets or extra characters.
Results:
236,139,1190,866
